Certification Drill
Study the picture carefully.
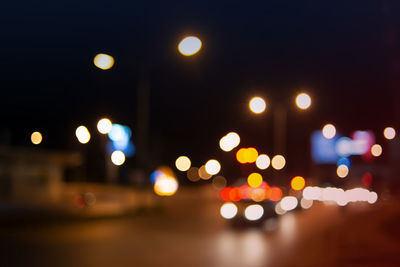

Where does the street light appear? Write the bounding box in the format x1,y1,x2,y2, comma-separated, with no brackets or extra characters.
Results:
178,36,202,56
249,97,266,114
295,93,312,110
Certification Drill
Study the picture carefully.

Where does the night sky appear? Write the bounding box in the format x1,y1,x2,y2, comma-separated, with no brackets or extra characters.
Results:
1,1,400,181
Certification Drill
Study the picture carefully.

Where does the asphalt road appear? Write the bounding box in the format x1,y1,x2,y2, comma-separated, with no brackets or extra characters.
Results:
1,187,399,267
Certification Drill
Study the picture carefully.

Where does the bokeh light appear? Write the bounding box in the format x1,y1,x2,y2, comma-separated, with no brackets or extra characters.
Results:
383,127,396,140
361,172,373,187
280,196,298,211
93,53,114,70
111,150,125,166
198,165,212,180
336,164,349,178
220,202,238,219
97,118,112,134
236,147,259,164
271,155,286,170
295,93,311,110
31,131,42,145
175,156,191,172
178,36,202,56
249,97,266,114
187,167,200,182
205,159,221,175
268,186,283,201
322,124,336,139
371,144,382,157
300,198,313,209
212,176,227,189
244,204,264,221
247,173,263,188
219,132,240,152
75,126,91,144
154,176,178,196
290,176,306,191
256,154,270,170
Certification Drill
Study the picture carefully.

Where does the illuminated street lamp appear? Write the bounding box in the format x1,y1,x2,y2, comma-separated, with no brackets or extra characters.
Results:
178,36,202,56
295,93,312,110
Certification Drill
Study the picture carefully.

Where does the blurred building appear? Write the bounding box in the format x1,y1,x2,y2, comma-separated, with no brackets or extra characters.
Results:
0,146,82,205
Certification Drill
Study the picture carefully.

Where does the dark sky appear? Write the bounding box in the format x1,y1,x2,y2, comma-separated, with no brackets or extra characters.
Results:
1,1,400,179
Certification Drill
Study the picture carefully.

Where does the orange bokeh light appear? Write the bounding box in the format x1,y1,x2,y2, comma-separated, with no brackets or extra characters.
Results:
268,186,283,201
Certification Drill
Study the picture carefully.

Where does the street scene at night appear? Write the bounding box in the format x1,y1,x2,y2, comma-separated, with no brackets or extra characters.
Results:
1,1,400,266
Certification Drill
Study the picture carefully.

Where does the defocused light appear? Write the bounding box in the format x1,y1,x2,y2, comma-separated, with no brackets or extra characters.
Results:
256,154,270,170
97,118,112,134
271,155,286,170
178,36,202,56
31,131,42,145
229,187,242,202
220,202,238,219
236,148,247,164
337,157,351,168
219,132,240,152
187,167,200,182
246,147,259,163
274,202,286,215
205,159,221,175
383,127,396,140
361,172,373,187
75,126,91,144
108,124,131,142
290,176,305,191
93,53,114,70
198,165,212,180
244,204,264,221
336,164,349,178
322,124,336,139
280,196,298,211
111,150,125,166
249,97,266,114
371,144,382,157
368,191,378,204
247,173,263,188
175,156,191,172
221,187,232,201
300,198,313,209
295,93,311,110
154,176,178,196
302,186,322,200
212,176,227,189
268,186,283,201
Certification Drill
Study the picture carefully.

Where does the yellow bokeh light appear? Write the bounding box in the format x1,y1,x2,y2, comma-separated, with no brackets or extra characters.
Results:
291,176,306,191
246,147,259,163
256,154,270,170
247,173,263,188
337,164,349,178
383,127,396,140
175,156,191,172
31,131,42,145
205,159,221,175
322,124,336,139
178,36,202,56
154,176,178,196
97,118,112,134
271,155,286,170
249,97,266,114
75,126,91,144
295,93,311,110
93,53,114,70
371,144,382,157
